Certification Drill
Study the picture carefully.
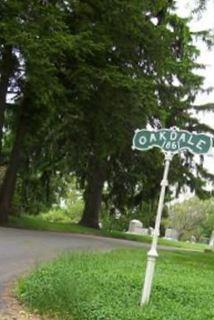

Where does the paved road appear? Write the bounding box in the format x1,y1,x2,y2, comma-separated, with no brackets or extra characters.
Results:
0,228,147,296
0,227,177,313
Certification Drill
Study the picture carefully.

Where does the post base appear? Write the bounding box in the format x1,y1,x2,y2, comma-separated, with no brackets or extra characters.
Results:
140,254,157,306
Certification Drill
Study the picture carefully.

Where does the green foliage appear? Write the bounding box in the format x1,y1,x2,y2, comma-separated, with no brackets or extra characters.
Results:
0,0,75,222
39,199,83,224
200,198,214,236
165,197,214,240
101,201,168,237
39,208,74,224
1,0,214,227
101,203,156,232
101,211,132,232
49,0,214,226
17,249,214,320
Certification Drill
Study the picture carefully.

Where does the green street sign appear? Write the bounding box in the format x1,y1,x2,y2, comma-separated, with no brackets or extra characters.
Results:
132,129,212,154
133,128,213,306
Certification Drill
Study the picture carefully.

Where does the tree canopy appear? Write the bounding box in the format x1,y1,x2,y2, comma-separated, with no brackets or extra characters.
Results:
166,197,214,240
0,0,213,228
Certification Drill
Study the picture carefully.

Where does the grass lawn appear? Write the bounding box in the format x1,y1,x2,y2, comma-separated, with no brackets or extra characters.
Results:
17,248,214,320
8,215,207,251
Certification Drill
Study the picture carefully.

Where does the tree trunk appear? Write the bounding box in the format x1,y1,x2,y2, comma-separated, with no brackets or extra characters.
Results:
0,45,13,156
0,102,27,224
80,157,105,229
41,170,51,205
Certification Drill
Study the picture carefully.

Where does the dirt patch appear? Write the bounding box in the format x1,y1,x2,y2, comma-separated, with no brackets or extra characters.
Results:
0,282,46,320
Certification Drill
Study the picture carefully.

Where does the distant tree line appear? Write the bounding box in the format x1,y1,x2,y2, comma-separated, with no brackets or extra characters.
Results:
165,197,214,240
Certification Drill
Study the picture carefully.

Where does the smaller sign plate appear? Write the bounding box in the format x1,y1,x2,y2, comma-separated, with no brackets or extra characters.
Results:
132,129,212,154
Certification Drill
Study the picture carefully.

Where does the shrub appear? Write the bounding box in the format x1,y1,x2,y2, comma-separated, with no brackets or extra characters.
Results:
39,201,83,224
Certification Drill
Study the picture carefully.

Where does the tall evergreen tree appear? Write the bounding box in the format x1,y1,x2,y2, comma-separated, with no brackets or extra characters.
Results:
0,0,70,223
56,0,214,228
0,0,213,228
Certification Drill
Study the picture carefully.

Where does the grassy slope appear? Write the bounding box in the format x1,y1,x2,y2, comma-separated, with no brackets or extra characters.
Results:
8,215,207,251
17,248,214,320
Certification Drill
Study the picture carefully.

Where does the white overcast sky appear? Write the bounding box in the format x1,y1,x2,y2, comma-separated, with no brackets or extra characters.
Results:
176,0,214,175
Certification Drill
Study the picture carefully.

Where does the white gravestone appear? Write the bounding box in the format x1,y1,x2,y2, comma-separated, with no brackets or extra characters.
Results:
148,227,154,236
128,220,143,234
141,228,149,236
209,231,214,248
190,235,196,243
165,228,179,241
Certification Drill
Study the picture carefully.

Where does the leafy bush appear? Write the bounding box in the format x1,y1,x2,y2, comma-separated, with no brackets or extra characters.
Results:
17,249,214,320
101,203,158,232
39,208,72,223
165,197,214,241
39,207,79,224
39,200,83,224
101,211,132,231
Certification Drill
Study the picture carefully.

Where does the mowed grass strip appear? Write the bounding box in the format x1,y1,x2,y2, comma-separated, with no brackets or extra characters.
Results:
17,249,214,320
8,215,207,251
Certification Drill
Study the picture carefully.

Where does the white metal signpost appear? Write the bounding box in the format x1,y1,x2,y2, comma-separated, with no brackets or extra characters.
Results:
132,128,212,306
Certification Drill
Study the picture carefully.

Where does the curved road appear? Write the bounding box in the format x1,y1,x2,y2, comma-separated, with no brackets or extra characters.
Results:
0,227,177,313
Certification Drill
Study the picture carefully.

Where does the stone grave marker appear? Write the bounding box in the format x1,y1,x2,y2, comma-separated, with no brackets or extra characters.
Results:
141,228,149,236
164,228,179,241
128,219,143,234
148,227,154,236
209,231,214,248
